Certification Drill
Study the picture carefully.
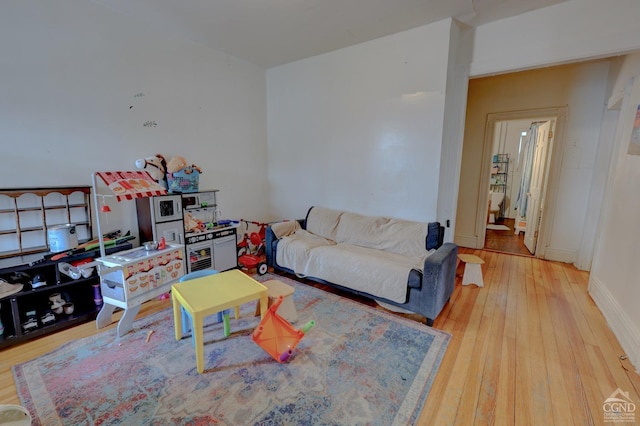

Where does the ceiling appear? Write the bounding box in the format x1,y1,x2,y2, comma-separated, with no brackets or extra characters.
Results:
92,0,568,69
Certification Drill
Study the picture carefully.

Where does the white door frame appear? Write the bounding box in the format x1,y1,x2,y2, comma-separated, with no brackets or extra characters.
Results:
476,107,568,259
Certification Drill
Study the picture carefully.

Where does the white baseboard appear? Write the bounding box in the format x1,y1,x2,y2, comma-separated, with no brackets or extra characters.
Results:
589,276,640,373
543,247,576,264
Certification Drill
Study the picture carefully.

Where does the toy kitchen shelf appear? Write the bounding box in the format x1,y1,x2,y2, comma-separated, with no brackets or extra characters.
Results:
0,187,92,259
0,243,131,349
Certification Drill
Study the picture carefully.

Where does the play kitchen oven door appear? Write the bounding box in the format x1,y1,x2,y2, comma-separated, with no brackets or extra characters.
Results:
185,228,237,273
186,238,214,273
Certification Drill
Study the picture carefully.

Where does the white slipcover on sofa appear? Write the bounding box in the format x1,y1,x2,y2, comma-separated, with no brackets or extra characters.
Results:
266,206,458,326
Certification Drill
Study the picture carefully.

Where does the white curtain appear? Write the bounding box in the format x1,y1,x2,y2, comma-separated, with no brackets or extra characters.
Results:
515,123,539,218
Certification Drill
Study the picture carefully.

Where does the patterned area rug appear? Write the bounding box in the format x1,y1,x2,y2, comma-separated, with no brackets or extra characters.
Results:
13,273,450,425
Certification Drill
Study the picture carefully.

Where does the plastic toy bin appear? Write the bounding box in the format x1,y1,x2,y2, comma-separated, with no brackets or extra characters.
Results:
167,168,199,193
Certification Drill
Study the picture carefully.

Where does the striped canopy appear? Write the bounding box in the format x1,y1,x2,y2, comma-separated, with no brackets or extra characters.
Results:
96,171,167,201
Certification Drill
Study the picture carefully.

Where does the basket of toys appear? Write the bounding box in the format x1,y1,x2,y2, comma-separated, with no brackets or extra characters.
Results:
167,166,200,193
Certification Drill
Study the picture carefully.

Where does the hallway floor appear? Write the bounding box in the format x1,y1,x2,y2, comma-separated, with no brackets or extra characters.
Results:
485,218,532,256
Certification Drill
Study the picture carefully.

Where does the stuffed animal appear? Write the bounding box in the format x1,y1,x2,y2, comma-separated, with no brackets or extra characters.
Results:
134,154,167,188
184,164,203,174
184,211,203,233
166,156,187,174
166,156,202,178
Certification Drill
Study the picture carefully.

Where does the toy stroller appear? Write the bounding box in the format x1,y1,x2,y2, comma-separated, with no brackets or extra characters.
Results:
252,295,315,362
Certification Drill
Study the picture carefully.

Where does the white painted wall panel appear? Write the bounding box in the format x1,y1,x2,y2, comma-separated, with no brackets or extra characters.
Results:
545,63,610,256
267,20,453,222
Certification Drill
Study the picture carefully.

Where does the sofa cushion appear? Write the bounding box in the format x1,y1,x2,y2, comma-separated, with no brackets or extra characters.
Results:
276,229,336,272
305,206,343,241
335,211,429,258
304,243,428,304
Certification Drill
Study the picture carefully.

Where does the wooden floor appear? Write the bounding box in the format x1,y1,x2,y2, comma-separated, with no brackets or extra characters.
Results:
485,218,533,257
2,251,639,425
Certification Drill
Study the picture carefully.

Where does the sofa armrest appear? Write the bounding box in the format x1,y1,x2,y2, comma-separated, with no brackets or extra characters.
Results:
266,219,306,268
419,242,458,321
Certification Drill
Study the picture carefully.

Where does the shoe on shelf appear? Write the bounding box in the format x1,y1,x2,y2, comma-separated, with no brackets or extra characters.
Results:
31,274,47,289
21,310,38,333
40,310,56,326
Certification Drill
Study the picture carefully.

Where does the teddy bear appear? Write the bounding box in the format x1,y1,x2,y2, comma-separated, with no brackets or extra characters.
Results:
166,156,187,174
134,154,167,188
166,156,203,175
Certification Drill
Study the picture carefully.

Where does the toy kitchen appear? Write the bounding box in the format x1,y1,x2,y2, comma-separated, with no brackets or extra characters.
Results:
91,171,187,337
90,176,238,338
136,190,238,274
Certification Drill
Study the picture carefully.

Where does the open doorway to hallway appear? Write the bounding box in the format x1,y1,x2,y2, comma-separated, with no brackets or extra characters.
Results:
455,59,617,270
479,111,560,257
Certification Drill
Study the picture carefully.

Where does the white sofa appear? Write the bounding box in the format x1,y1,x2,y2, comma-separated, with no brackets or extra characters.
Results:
265,206,458,326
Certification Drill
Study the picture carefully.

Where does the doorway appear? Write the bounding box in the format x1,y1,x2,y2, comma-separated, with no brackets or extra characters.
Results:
476,107,566,258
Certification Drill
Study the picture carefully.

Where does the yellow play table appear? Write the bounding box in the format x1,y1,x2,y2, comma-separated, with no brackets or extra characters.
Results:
171,269,268,373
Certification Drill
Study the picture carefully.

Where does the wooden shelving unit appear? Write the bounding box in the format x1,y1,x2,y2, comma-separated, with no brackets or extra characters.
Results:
0,187,92,259
0,186,101,349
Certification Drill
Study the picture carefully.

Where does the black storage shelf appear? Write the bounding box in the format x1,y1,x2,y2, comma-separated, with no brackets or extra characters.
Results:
0,243,132,350
0,308,99,350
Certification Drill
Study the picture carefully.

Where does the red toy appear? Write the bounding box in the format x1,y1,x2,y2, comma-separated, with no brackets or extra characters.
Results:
252,295,315,362
237,220,269,275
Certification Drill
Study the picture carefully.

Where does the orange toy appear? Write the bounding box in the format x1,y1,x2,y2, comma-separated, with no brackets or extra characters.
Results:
252,295,315,362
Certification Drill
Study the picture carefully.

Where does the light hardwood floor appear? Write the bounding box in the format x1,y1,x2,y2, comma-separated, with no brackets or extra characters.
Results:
1,249,639,425
484,218,532,257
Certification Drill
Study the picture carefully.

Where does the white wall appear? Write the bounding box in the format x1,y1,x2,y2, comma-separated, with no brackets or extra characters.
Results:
589,53,640,372
0,1,268,240
547,63,611,263
469,0,640,78
266,19,454,223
